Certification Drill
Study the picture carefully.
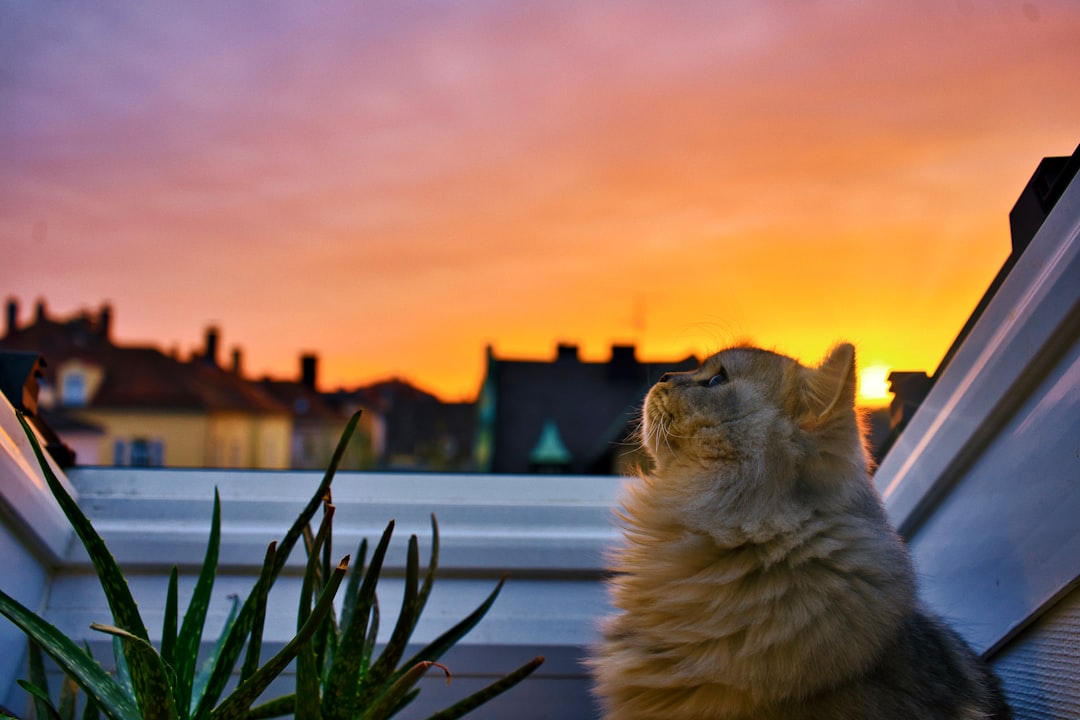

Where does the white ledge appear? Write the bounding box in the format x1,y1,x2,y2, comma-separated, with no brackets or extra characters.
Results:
0,394,74,563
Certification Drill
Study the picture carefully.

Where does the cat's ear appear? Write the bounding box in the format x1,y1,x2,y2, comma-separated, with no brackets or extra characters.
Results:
800,343,856,427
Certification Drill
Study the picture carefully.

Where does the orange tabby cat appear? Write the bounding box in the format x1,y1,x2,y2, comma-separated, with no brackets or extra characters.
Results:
591,343,1010,719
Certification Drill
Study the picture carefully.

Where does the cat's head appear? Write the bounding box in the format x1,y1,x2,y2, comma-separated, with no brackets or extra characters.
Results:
641,342,863,483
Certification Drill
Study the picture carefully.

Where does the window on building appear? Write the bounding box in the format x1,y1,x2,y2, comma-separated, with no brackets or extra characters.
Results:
60,370,87,407
114,438,164,467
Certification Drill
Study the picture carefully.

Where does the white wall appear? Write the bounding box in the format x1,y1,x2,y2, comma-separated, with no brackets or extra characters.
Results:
875,161,1080,714
0,394,73,710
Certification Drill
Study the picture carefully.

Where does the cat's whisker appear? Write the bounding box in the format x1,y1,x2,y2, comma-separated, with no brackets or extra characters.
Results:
657,415,681,463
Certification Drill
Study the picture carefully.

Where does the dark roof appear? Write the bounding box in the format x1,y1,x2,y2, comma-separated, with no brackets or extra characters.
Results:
0,303,288,414
39,408,106,434
0,350,45,414
328,378,476,470
258,378,344,422
484,344,698,474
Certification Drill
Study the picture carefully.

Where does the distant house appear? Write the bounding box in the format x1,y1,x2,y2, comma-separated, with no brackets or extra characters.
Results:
257,354,374,470
474,343,699,474
327,378,476,471
0,301,293,468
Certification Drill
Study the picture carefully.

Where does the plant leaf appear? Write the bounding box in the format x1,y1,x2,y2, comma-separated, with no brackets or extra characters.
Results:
82,694,102,720
322,520,394,720
190,594,239,717
271,411,361,581
27,640,53,720
59,673,79,720
17,413,158,713
422,656,545,720
210,556,349,720
192,541,276,720
175,489,221,720
361,595,380,677
313,502,336,683
16,680,61,720
161,567,179,673
245,694,295,720
91,623,179,720
196,414,365,720
339,537,367,634
354,534,421,710
398,576,507,677
360,662,447,720
112,636,134,700
415,515,440,631
239,542,278,685
0,588,138,720
296,502,335,720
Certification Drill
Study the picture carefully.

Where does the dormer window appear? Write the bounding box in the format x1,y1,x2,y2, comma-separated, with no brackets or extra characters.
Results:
56,360,103,407
60,369,87,407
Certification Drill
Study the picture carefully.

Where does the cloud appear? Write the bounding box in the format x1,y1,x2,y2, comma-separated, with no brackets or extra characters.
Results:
2,0,1079,396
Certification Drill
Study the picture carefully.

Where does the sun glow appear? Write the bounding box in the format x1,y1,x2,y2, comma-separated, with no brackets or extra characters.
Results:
858,364,893,408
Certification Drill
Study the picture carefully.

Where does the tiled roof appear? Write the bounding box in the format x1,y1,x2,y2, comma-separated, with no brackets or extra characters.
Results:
0,304,288,414
329,379,476,470
258,378,344,421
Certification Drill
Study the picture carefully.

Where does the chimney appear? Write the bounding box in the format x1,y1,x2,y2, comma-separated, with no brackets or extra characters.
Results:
34,299,46,323
4,298,16,338
300,354,318,390
556,343,579,363
203,326,220,366
608,344,638,382
98,303,112,341
231,348,243,376
1009,144,1080,252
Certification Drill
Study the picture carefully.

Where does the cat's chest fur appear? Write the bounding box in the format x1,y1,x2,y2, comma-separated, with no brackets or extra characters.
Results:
599,483,917,718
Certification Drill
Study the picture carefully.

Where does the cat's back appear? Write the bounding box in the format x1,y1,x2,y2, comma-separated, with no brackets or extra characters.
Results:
765,610,1012,720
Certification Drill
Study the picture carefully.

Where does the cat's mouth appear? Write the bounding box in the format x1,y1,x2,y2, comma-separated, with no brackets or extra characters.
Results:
642,390,678,459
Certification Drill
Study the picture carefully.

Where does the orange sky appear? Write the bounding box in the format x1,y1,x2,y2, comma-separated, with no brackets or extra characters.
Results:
2,1,1078,402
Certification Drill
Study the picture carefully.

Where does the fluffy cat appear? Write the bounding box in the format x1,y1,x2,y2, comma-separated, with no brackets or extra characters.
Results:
591,343,1010,719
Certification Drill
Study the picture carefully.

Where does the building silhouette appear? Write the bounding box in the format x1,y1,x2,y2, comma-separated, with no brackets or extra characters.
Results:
474,343,699,474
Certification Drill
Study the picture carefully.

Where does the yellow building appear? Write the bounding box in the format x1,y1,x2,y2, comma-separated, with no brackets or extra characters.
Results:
1,300,293,469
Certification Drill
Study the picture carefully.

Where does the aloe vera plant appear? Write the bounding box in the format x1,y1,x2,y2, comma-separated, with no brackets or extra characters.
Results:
1,411,542,720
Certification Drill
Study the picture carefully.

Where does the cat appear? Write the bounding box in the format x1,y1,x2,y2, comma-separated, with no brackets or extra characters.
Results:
590,343,1011,719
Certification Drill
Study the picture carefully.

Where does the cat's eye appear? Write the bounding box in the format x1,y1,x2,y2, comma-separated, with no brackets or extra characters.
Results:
707,369,729,387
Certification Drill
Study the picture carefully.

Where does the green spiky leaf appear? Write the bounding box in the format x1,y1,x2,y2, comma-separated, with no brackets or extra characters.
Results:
398,576,507,677
209,556,349,720
239,542,278,685
340,537,368,634
27,640,53,720
360,661,448,720
0,588,138,720
17,413,162,718
296,502,336,720
423,656,545,720
59,673,79,720
322,520,394,720
245,694,295,720
162,567,179,672
91,624,178,720
175,488,221,720
355,534,421,710
190,594,239,716
16,680,61,720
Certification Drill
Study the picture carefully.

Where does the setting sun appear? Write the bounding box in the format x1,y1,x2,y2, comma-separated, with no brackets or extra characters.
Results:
858,364,893,408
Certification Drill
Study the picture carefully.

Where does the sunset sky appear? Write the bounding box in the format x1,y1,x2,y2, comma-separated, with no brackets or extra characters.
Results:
2,1,1078,403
